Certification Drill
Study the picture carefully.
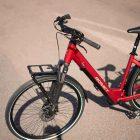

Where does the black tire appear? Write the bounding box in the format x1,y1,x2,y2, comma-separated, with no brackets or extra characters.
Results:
5,75,85,140
127,66,140,110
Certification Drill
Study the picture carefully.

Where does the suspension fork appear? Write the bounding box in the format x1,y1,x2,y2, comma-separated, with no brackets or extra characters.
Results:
49,62,69,105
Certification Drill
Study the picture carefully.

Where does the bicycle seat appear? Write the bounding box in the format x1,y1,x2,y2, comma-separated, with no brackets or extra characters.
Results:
127,26,140,34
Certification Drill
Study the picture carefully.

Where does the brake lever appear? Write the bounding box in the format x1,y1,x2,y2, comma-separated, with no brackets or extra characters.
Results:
63,20,68,24
79,45,87,53
54,16,60,22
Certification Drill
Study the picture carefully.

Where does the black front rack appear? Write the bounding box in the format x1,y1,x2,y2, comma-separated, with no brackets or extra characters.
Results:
27,64,57,77
27,64,58,104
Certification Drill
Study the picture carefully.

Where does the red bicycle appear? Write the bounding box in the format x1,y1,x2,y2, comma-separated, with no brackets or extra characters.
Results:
5,14,140,140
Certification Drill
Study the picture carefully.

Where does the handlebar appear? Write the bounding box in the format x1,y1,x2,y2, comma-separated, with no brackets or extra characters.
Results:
54,14,101,50
54,14,71,22
83,37,101,50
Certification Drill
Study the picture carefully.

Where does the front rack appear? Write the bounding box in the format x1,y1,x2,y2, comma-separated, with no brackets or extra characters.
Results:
27,64,57,77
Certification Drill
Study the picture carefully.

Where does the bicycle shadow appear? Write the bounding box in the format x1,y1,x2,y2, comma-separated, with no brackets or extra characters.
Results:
86,64,137,119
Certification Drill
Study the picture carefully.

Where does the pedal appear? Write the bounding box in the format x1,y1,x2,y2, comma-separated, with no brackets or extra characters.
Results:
125,111,136,119
135,110,140,119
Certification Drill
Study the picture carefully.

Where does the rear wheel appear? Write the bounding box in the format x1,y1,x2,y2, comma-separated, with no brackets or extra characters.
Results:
5,75,85,139
127,66,140,110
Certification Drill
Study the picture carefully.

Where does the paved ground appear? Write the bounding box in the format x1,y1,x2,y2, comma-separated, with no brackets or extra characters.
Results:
0,0,140,139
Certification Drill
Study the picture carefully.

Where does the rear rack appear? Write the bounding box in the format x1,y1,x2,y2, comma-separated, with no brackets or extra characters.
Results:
27,64,57,77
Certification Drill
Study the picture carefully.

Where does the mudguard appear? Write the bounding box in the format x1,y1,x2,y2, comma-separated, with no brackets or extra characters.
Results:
125,65,139,95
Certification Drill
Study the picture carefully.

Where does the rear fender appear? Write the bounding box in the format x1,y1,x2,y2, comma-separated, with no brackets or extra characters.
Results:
125,65,139,95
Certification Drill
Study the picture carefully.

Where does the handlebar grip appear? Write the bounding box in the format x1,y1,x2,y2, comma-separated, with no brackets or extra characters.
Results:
55,14,71,22
63,14,71,20
83,37,101,50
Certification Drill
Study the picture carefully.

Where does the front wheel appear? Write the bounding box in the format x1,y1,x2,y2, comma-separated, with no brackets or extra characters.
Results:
5,75,85,140
127,66,140,110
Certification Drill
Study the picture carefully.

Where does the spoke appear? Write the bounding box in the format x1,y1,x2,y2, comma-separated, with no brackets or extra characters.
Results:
42,121,45,135
23,108,40,112
59,104,74,109
58,110,73,116
58,112,71,118
13,107,40,115
20,114,39,121
15,104,40,108
62,87,74,93
21,111,39,116
58,101,73,106
55,117,67,125
22,94,31,101
16,115,39,129
54,118,62,127
22,116,39,127
20,95,42,109
13,110,39,119
38,122,43,136
16,105,41,112
22,117,41,131
31,89,44,105
16,98,30,102
58,100,70,104
27,90,35,99
13,105,40,111
28,118,42,134
62,85,73,93
33,119,43,135
27,90,43,106
58,107,73,112
47,82,50,91
26,119,42,135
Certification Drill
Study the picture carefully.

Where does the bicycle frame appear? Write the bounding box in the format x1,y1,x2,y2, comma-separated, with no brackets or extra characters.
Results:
64,42,140,104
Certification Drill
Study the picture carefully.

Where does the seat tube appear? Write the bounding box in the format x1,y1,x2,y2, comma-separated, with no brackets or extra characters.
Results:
120,54,134,89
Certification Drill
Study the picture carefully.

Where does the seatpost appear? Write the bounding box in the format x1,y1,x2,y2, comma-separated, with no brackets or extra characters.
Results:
134,34,140,47
131,34,140,55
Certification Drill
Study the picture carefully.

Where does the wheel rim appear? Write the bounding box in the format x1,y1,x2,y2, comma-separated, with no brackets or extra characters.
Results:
9,79,83,139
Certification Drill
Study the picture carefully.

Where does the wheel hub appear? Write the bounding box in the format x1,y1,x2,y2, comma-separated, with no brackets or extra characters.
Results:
39,103,56,122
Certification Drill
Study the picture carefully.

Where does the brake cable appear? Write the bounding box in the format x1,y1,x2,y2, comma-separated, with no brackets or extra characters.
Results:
54,21,87,59
55,31,71,60
79,44,87,53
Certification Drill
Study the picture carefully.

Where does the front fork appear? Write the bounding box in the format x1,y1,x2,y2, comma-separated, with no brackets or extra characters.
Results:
35,61,69,106
49,62,69,105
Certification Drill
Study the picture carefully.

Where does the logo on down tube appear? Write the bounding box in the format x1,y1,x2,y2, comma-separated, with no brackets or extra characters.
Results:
95,77,109,92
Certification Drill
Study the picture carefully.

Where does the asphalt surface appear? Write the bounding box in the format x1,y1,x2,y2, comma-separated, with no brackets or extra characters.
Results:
0,0,140,140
